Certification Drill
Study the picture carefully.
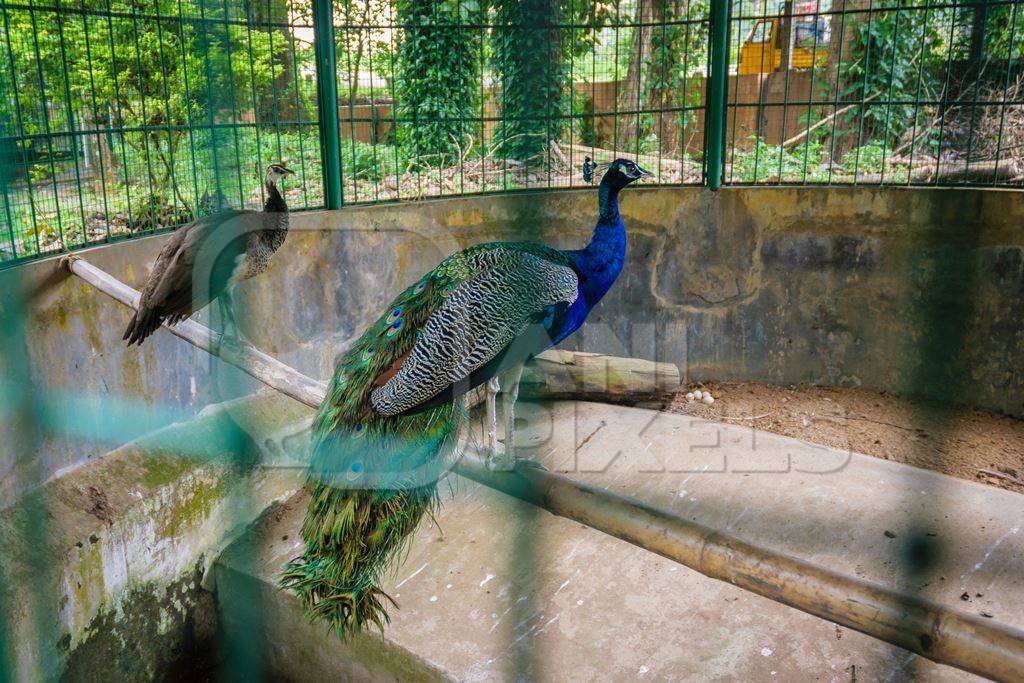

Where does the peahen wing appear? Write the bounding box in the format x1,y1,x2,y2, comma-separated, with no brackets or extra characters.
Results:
143,209,254,314
369,248,578,417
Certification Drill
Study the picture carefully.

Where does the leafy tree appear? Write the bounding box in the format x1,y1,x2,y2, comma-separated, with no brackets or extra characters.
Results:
616,0,708,155
492,0,568,162
394,0,482,167
1,0,298,209
839,3,946,145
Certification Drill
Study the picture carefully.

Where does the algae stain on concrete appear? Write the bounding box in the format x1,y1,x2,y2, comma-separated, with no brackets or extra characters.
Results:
61,563,213,683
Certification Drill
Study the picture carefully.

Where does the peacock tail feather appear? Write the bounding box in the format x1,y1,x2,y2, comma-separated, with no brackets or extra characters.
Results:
280,241,568,637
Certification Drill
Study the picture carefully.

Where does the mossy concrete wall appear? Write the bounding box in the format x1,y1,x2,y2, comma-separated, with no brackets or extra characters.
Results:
0,392,310,681
2,186,1022,504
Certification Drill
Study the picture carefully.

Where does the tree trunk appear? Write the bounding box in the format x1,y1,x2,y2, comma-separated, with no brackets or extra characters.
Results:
969,0,990,68
777,1,794,73
824,0,867,158
615,0,660,150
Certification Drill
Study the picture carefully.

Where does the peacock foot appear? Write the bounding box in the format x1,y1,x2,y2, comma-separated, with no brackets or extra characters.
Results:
486,443,516,472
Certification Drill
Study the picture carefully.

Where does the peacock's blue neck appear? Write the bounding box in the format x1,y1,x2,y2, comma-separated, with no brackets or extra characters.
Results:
549,184,624,341
598,182,619,223
578,184,626,301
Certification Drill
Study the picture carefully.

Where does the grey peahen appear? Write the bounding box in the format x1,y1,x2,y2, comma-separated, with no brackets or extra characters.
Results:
122,163,294,346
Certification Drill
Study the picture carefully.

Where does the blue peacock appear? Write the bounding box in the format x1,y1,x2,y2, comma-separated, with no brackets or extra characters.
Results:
281,158,652,635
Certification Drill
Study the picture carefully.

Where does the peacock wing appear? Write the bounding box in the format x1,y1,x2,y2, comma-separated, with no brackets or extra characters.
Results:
369,248,579,417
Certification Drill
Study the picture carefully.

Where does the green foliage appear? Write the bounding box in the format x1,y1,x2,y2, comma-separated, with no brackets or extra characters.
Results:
840,4,945,144
731,136,830,183
561,0,616,62
638,1,708,146
637,132,659,156
841,142,886,175
492,0,568,162
984,2,1024,61
394,0,482,167
0,0,310,202
343,139,407,183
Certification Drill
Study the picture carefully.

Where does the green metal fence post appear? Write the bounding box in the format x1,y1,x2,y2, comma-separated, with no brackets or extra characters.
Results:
313,0,343,209
705,0,731,190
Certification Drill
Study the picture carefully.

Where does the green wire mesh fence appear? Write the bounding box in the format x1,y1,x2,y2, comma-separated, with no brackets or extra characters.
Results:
725,0,1023,186
0,0,322,264
0,0,1021,264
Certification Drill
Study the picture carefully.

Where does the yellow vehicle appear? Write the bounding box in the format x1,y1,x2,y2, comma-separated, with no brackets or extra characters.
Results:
738,14,829,74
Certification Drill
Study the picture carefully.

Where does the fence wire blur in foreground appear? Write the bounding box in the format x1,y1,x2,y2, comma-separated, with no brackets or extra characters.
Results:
0,0,1021,264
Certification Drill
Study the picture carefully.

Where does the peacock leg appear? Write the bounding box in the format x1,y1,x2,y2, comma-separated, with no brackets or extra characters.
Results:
497,364,525,470
485,376,502,470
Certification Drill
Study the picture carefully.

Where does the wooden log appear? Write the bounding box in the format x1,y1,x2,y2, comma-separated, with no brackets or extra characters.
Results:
523,349,679,400
65,256,1024,682
855,158,1020,185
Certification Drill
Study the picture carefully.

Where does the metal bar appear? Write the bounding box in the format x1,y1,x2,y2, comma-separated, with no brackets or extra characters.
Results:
312,0,342,210
704,0,731,189
65,254,1024,683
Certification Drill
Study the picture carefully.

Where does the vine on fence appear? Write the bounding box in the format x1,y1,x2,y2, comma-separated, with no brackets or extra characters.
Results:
395,0,482,167
492,0,569,163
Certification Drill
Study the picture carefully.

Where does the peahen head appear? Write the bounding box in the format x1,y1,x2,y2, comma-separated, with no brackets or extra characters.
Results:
264,163,294,187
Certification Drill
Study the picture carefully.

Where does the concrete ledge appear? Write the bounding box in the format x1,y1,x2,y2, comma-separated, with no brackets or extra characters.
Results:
0,391,312,680
211,401,1024,682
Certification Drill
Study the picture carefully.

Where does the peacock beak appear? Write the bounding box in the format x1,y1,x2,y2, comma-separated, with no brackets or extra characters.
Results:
632,164,654,180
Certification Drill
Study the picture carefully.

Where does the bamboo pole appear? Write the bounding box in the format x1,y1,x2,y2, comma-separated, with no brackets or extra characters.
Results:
64,256,1024,682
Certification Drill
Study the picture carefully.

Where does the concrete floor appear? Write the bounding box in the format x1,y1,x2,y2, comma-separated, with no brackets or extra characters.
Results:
213,400,1024,682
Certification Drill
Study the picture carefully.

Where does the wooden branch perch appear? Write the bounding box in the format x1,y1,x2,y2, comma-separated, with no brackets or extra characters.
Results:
63,255,327,408
64,256,1024,682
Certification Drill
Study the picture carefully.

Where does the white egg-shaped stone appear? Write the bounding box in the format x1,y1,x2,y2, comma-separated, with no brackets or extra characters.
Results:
702,394,715,405
693,390,703,400
685,392,695,402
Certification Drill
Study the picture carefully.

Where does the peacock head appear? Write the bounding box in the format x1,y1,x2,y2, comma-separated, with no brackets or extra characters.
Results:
264,163,295,187
584,157,653,188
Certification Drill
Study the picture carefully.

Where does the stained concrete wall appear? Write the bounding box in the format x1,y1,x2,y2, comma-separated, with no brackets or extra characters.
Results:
2,186,1022,506
0,392,308,681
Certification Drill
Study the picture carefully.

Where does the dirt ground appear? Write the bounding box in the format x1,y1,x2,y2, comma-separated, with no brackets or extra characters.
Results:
664,382,1024,494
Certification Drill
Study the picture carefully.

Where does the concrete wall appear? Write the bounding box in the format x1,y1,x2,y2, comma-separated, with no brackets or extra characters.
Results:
0,392,309,681
2,185,1022,505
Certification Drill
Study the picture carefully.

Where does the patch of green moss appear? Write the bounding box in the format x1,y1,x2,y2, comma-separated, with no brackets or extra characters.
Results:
61,563,213,683
160,474,235,539
138,455,197,490
67,538,106,625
